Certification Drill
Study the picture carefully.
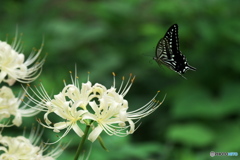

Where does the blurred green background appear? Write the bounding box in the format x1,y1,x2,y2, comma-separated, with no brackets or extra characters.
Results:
1,0,240,159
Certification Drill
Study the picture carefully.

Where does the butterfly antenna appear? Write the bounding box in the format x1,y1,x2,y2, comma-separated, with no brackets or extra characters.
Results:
179,73,187,80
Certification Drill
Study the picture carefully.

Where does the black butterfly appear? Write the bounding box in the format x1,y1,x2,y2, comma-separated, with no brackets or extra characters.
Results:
153,24,196,78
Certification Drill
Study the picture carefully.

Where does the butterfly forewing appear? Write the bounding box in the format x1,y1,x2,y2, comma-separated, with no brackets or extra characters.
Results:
164,24,179,55
154,24,196,77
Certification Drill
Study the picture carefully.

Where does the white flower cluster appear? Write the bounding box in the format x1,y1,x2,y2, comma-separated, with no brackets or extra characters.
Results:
26,72,164,143
0,33,43,127
0,127,64,160
0,29,165,159
0,32,63,159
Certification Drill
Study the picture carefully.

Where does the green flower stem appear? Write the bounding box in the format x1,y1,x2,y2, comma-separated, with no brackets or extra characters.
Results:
74,125,91,160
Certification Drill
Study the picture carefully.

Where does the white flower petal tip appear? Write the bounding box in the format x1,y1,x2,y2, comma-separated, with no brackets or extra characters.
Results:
0,33,45,85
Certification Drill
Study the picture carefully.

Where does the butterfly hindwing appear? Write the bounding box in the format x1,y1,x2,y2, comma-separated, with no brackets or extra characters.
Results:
155,38,175,71
154,24,196,78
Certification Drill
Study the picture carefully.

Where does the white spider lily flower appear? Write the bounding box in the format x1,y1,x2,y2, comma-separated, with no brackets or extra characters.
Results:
0,86,40,127
83,73,164,142
23,74,91,144
0,33,45,86
24,71,165,143
0,126,65,160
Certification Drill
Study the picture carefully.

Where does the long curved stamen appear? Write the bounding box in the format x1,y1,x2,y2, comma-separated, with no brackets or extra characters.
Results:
128,91,166,119
117,75,124,94
121,75,135,97
119,73,132,96
45,123,74,145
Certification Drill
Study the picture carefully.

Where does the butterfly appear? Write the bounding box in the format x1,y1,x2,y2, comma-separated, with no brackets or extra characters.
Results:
153,24,196,79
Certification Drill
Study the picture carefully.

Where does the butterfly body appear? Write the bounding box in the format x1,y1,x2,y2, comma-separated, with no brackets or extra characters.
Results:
154,24,196,78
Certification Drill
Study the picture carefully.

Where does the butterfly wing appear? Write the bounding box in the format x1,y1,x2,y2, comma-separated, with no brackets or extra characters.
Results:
154,24,196,77
174,51,196,74
163,24,179,55
154,38,175,71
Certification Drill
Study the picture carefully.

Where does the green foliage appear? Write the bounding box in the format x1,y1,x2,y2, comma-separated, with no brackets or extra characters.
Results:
0,0,239,159
166,123,214,147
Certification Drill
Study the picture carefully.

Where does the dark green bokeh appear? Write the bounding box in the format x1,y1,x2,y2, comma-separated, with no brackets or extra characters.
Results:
1,0,240,159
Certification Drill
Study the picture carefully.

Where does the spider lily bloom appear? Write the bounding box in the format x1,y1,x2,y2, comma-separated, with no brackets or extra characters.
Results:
24,77,91,144
0,86,40,127
83,73,164,142
24,71,164,143
0,33,45,86
0,126,65,160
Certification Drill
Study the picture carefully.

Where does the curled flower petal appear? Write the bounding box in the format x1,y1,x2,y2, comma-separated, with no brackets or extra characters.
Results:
88,125,103,142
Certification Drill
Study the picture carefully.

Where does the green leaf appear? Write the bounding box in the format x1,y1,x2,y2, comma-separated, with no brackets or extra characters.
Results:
166,123,215,147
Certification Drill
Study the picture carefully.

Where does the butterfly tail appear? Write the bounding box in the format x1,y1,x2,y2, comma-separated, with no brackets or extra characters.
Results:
187,64,196,71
